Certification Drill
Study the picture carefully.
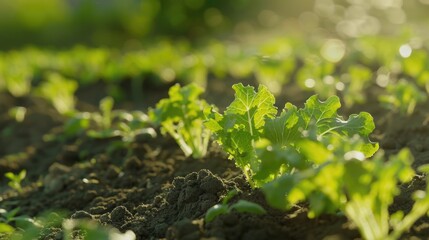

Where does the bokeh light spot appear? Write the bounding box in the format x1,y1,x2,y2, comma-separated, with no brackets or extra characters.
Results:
323,75,335,85
320,39,345,63
336,82,345,91
399,44,412,58
305,78,316,88
376,68,390,87
160,68,176,82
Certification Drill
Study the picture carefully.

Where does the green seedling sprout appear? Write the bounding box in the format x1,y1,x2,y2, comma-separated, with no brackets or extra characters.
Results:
63,219,136,240
205,189,266,223
63,97,156,156
34,72,78,115
379,79,427,115
6,210,135,240
0,208,15,234
9,211,64,240
385,163,429,240
4,61,32,97
86,96,116,138
340,149,415,240
0,208,34,235
150,83,212,159
342,65,372,107
100,96,113,130
341,149,429,240
5,170,26,194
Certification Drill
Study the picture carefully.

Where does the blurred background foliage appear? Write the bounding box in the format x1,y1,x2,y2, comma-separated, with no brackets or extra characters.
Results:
0,0,307,49
2,0,429,113
1,0,429,50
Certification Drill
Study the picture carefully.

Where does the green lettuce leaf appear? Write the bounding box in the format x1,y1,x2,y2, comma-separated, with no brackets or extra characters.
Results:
225,83,277,135
205,84,277,184
207,84,379,188
262,95,378,157
150,83,212,159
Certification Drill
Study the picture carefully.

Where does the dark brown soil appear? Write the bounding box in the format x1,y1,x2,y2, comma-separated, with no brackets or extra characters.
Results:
1,81,429,240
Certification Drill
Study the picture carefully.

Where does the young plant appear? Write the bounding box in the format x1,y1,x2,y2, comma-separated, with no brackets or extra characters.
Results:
341,65,373,107
261,134,429,240
388,164,429,240
34,72,78,115
378,79,427,115
341,149,417,240
206,83,378,187
63,96,156,155
205,189,266,223
259,134,372,215
7,210,135,240
150,83,212,159
62,96,117,139
3,60,32,97
8,211,62,240
63,219,136,240
0,209,15,234
0,208,34,235
5,170,26,194
402,49,429,92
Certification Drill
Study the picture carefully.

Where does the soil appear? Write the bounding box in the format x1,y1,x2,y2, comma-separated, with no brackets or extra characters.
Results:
1,79,429,240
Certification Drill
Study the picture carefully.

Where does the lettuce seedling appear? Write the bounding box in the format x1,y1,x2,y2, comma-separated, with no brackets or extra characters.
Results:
205,189,266,223
64,97,156,140
86,96,117,138
342,65,372,107
205,84,277,185
262,138,429,240
402,49,429,91
5,170,26,194
150,83,212,159
379,79,427,115
342,149,416,240
3,60,32,97
34,72,78,115
261,134,374,214
206,83,378,187
387,164,429,239
62,97,156,157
